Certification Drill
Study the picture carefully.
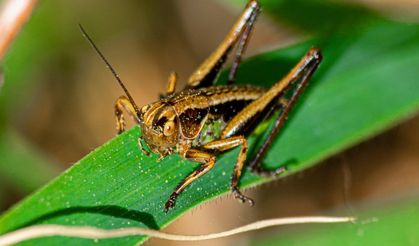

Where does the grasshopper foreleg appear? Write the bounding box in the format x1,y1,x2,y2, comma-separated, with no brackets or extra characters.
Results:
115,96,150,156
114,95,141,134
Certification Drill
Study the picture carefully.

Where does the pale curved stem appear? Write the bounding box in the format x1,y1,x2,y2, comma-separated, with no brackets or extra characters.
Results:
0,216,355,245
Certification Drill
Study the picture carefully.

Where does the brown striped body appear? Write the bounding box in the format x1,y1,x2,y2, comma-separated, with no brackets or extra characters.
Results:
109,0,322,212
139,85,265,157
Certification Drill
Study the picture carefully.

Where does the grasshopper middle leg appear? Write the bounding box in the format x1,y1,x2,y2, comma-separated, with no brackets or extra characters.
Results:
165,149,216,212
204,136,253,205
160,71,177,99
165,136,251,211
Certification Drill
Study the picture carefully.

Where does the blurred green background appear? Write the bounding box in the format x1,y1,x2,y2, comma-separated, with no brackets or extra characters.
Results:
0,0,419,245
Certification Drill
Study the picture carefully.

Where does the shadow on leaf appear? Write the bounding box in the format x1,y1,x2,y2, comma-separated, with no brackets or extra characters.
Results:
15,205,158,231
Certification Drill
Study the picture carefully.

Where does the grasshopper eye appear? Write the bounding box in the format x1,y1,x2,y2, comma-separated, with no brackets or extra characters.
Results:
163,121,175,136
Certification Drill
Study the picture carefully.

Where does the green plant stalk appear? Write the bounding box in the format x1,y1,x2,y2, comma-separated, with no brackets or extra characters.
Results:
0,0,69,194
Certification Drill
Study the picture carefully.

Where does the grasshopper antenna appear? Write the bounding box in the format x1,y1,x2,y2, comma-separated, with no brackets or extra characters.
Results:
79,24,141,117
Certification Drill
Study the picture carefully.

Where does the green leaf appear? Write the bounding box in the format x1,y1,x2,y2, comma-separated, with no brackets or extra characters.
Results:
0,18,418,245
253,198,419,246
0,129,60,195
224,0,381,35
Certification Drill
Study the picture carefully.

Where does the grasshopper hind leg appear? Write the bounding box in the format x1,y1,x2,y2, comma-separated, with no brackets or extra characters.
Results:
249,48,322,177
186,0,260,88
227,2,259,85
221,48,322,178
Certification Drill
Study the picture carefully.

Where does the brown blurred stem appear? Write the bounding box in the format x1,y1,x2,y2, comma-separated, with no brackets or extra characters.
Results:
0,0,37,60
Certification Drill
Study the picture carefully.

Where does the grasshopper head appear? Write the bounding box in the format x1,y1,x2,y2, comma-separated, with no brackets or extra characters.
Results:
139,102,179,156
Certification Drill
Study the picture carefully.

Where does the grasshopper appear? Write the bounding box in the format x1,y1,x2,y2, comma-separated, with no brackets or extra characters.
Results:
81,0,322,212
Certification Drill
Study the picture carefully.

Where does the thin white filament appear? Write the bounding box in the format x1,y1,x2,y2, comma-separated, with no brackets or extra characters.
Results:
0,216,354,245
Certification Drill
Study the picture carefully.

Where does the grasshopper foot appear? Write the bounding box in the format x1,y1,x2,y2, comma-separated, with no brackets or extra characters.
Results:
251,165,287,178
138,138,151,157
164,193,178,213
232,188,254,206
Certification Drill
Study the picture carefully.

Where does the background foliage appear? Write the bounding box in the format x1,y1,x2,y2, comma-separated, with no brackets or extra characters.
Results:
0,0,418,245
